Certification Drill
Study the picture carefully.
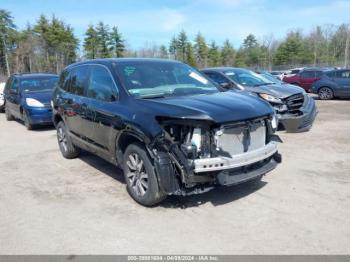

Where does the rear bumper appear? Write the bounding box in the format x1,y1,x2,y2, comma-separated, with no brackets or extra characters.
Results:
26,107,53,125
278,96,317,132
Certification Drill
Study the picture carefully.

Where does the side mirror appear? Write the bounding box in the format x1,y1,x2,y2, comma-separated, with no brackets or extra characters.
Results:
9,89,18,95
220,82,232,89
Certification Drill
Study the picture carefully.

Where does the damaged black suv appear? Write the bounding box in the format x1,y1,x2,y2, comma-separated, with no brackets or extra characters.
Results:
52,58,281,206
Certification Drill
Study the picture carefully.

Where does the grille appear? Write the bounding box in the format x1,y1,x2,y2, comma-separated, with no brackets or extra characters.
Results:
285,93,304,114
214,119,266,157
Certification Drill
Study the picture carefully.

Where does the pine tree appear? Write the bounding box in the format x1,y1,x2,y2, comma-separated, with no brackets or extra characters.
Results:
0,9,16,76
84,25,98,59
177,30,188,62
110,26,125,57
159,45,168,58
221,39,235,66
208,40,221,66
96,21,111,58
194,32,208,68
169,36,178,59
185,42,197,67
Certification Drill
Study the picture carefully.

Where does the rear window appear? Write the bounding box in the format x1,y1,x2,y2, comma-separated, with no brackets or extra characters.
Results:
20,77,59,92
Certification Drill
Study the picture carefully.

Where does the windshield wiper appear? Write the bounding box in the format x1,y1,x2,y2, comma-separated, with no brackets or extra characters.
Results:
140,94,167,99
254,83,273,87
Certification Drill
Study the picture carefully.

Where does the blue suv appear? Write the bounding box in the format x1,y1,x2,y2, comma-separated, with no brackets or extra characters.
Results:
311,69,350,100
4,73,59,129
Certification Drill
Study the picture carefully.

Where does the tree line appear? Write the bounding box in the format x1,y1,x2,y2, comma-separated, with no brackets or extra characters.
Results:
1,8,350,79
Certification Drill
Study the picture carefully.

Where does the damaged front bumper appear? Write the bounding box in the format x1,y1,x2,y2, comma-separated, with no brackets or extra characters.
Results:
278,95,317,133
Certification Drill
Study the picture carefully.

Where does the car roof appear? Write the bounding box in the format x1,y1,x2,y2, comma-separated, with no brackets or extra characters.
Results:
201,67,249,73
66,58,181,69
14,73,59,79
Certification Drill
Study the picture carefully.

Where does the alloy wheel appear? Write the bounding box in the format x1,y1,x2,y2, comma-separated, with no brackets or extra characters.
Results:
125,153,149,197
57,127,68,152
319,88,333,100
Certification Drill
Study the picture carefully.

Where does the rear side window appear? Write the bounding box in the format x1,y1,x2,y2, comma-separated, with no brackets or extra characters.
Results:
69,66,89,96
87,65,118,102
326,71,335,78
205,72,229,84
315,71,323,77
59,70,70,91
300,71,315,78
336,70,350,78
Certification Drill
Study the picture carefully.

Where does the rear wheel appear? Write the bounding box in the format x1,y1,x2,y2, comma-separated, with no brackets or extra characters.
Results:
123,143,166,206
5,105,14,121
23,111,33,130
56,121,80,159
318,87,333,100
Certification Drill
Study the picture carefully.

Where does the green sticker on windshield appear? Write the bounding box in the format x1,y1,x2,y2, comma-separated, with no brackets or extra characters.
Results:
124,66,136,76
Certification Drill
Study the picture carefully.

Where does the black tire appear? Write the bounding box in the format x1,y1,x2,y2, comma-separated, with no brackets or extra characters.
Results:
5,105,14,121
123,143,167,206
318,87,334,100
56,121,80,159
23,110,33,130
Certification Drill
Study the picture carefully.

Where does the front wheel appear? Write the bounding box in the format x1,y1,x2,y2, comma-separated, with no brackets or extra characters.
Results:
5,105,14,121
123,143,166,206
318,87,333,100
23,111,33,130
56,121,80,159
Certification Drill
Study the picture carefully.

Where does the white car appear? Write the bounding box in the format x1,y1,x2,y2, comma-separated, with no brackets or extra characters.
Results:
0,82,5,112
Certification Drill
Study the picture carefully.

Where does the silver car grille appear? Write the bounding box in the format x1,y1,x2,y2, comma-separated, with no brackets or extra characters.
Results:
285,93,304,114
214,119,266,157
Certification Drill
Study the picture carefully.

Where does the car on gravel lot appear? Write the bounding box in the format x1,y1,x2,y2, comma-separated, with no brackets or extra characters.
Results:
52,58,282,206
201,67,317,133
0,82,5,112
311,69,350,100
282,68,325,92
3,73,59,130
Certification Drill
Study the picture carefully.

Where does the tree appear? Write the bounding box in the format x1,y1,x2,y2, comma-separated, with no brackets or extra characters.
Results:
96,21,111,58
185,42,197,67
84,25,98,59
169,36,178,59
110,26,125,57
194,32,208,68
177,30,188,62
159,45,168,58
221,39,235,66
208,41,221,67
0,9,16,76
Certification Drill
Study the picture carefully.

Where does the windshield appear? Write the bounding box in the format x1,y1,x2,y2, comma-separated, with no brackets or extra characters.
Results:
114,61,218,98
20,77,59,92
259,72,283,84
224,69,274,87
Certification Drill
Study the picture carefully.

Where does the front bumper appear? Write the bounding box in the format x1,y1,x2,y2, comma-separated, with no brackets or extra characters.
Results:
278,96,317,133
193,141,278,173
26,107,53,125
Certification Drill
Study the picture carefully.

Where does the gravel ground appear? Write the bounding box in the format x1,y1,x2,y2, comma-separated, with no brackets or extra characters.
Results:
0,97,350,254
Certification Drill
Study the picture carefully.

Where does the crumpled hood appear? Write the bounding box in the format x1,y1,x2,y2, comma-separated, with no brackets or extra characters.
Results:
133,91,273,124
245,83,304,99
22,90,52,105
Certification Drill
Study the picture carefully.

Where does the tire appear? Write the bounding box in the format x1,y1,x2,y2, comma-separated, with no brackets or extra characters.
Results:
56,121,80,159
123,143,167,206
23,110,33,130
5,105,14,121
318,87,333,100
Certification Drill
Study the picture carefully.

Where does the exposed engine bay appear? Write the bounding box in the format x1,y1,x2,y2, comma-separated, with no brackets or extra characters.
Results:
150,116,282,196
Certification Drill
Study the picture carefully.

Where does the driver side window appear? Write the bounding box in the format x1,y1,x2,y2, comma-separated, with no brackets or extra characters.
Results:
87,65,118,102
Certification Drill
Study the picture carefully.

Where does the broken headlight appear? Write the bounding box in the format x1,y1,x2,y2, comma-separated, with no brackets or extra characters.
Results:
259,93,283,104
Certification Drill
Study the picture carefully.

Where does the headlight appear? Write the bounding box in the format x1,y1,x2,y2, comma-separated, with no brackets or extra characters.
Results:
259,93,282,104
26,98,44,107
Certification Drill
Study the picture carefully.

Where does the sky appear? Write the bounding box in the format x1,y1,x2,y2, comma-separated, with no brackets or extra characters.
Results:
2,0,350,50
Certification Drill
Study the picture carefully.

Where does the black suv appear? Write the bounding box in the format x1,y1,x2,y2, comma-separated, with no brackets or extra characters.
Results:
52,58,281,206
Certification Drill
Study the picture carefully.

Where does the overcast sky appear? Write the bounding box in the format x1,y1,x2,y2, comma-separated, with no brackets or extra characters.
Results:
2,0,350,49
